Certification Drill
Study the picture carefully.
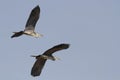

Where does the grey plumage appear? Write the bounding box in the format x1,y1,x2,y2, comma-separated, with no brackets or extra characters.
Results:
11,5,42,38
31,43,70,77
25,5,40,31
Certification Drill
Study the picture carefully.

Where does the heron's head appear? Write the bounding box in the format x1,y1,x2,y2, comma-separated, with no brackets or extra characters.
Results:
33,32,43,38
53,56,60,60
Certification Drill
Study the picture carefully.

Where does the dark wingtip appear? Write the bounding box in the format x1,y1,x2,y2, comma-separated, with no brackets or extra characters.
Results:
31,69,39,77
35,5,40,10
11,36,14,38
56,43,70,49
61,43,70,49
11,31,23,38
36,5,39,8
11,34,16,38
31,72,40,77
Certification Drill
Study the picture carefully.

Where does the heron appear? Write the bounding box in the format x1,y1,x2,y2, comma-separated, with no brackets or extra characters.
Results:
31,43,70,77
11,5,43,38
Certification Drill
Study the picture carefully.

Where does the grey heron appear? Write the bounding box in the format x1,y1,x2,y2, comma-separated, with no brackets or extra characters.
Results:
31,43,70,77
11,5,43,38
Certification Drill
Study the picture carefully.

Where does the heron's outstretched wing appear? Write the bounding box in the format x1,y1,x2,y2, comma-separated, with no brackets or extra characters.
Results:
43,44,70,56
11,31,24,38
25,5,40,31
31,58,47,77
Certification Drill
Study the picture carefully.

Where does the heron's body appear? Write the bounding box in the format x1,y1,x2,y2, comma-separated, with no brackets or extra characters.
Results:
35,55,56,61
24,31,42,38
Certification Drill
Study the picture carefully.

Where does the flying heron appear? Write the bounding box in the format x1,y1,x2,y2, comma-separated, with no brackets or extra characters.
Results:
11,5,43,38
31,43,70,77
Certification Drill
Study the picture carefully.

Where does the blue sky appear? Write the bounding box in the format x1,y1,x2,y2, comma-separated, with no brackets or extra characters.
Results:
0,0,120,80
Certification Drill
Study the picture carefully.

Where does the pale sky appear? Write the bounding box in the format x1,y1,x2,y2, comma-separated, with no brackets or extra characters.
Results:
0,0,120,80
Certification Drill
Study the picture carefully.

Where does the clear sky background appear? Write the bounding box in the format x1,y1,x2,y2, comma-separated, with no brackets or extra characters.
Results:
0,0,119,80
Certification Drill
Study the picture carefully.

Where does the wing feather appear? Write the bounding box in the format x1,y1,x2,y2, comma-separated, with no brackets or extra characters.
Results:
25,5,40,31
11,31,23,38
43,44,70,56
31,58,47,77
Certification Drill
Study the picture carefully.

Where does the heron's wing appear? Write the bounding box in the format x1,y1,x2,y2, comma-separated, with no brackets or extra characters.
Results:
31,58,47,77
11,31,24,38
43,44,70,56
25,5,40,31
